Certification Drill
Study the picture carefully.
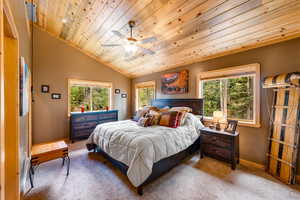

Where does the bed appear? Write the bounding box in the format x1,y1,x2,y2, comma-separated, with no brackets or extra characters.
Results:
86,98,203,195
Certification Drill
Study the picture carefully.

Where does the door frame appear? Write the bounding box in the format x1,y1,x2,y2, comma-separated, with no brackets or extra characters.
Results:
1,0,20,200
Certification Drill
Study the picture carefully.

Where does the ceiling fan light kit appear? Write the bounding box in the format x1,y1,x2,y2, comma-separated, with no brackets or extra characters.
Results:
102,20,157,58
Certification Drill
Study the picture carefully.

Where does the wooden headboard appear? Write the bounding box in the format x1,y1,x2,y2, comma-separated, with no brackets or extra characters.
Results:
151,98,203,116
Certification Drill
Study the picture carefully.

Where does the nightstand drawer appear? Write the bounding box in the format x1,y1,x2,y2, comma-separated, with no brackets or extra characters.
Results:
202,134,231,148
203,144,231,160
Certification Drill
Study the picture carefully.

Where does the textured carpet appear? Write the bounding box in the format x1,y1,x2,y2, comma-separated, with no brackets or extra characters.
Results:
24,141,300,200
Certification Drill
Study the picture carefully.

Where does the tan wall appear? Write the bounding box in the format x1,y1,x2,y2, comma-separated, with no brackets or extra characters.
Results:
132,38,300,173
8,0,32,194
32,27,131,144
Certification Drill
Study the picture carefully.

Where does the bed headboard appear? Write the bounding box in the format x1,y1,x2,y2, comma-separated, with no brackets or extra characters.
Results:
151,98,203,116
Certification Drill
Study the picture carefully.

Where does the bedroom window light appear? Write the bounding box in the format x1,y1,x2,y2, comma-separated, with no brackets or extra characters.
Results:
198,63,260,128
135,81,156,110
68,79,112,114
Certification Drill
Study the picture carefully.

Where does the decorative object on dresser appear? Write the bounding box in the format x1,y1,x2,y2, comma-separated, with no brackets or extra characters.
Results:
200,127,239,170
212,111,225,130
263,72,300,184
29,140,70,188
225,120,238,133
70,110,118,142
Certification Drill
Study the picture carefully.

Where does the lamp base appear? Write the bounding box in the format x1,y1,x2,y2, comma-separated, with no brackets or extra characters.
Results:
215,123,221,130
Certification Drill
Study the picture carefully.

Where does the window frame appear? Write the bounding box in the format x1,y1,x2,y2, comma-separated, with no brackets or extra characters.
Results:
68,79,112,115
197,63,261,128
135,81,156,111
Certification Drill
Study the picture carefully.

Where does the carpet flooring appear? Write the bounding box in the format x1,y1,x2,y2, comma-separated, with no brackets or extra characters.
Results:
24,141,300,200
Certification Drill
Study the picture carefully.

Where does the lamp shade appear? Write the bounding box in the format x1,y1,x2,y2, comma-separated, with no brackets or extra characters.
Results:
213,111,224,122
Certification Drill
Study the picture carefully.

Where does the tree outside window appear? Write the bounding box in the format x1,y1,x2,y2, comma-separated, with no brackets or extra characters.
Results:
137,87,155,109
202,75,254,122
70,84,110,112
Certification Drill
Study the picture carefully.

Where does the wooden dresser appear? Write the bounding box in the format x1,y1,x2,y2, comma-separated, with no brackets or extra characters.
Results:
200,127,239,169
70,110,118,142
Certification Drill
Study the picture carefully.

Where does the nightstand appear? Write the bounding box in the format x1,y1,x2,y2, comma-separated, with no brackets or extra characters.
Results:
200,127,239,170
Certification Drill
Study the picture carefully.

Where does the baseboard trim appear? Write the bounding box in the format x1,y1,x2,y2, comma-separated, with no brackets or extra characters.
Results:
240,159,265,170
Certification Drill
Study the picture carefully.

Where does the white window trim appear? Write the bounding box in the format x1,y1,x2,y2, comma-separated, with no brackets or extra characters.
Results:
68,78,113,116
197,63,261,128
135,81,156,111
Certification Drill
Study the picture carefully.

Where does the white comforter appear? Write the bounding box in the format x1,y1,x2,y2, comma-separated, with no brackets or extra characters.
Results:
87,113,203,187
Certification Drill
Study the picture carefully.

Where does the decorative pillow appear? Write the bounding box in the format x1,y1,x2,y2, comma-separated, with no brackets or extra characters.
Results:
132,109,148,122
159,111,180,128
169,106,193,113
176,111,188,126
147,110,161,125
133,106,159,121
137,117,152,127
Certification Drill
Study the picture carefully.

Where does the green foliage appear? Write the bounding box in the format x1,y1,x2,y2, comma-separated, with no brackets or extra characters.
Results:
203,80,221,117
202,76,253,120
71,86,109,112
138,87,154,108
227,77,253,120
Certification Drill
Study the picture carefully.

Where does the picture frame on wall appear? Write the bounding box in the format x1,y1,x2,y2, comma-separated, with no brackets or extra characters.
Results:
115,89,121,94
51,93,61,99
161,69,189,94
20,57,29,116
41,85,50,93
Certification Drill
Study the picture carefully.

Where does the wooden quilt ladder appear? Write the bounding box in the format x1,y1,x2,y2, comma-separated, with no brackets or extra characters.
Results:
263,72,300,184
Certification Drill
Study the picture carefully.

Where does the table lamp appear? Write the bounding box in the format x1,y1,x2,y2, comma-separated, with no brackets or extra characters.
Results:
213,111,224,130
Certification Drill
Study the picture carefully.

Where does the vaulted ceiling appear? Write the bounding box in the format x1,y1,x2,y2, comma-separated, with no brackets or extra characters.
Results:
33,0,300,78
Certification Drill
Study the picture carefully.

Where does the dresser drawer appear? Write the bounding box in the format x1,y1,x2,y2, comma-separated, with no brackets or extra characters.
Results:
202,134,231,148
70,110,118,142
72,114,98,123
72,121,98,130
203,144,231,160
98,113,117,120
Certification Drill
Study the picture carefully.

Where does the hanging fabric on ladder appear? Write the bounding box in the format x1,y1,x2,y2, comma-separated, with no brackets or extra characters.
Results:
263,72,300,184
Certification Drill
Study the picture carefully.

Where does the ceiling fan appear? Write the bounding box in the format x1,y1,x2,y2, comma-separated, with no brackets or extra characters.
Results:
102,21,157,58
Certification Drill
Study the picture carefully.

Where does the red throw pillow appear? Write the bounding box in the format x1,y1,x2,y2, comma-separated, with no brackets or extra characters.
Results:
159,111,180,128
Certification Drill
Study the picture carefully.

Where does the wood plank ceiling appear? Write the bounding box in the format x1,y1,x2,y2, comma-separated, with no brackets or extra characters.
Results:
33,0,300,78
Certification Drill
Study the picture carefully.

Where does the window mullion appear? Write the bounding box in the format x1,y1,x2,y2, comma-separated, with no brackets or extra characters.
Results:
224,79,228,119
90,86,93,111
220,80,224,113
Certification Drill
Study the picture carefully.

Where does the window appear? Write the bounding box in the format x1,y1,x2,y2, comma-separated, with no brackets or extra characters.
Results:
198,64,260,127
135,81,155,110
68,79,112,113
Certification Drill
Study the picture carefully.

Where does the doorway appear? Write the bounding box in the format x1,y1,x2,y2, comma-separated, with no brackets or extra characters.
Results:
1,0,20,199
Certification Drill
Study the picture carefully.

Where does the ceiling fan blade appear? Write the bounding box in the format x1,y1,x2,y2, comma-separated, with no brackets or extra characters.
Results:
112,30,126,39
101,44,122,47
140,36,157,44
138,46,155,55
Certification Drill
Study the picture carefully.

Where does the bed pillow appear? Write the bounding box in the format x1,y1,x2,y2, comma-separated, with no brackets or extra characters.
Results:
176,111,188,126
159,111,180,128
132,106,159,121
169,106,192,113
146,110,161,125
137,116,152,127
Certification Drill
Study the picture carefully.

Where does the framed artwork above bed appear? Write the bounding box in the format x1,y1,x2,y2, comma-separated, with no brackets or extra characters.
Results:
161,70,189,94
